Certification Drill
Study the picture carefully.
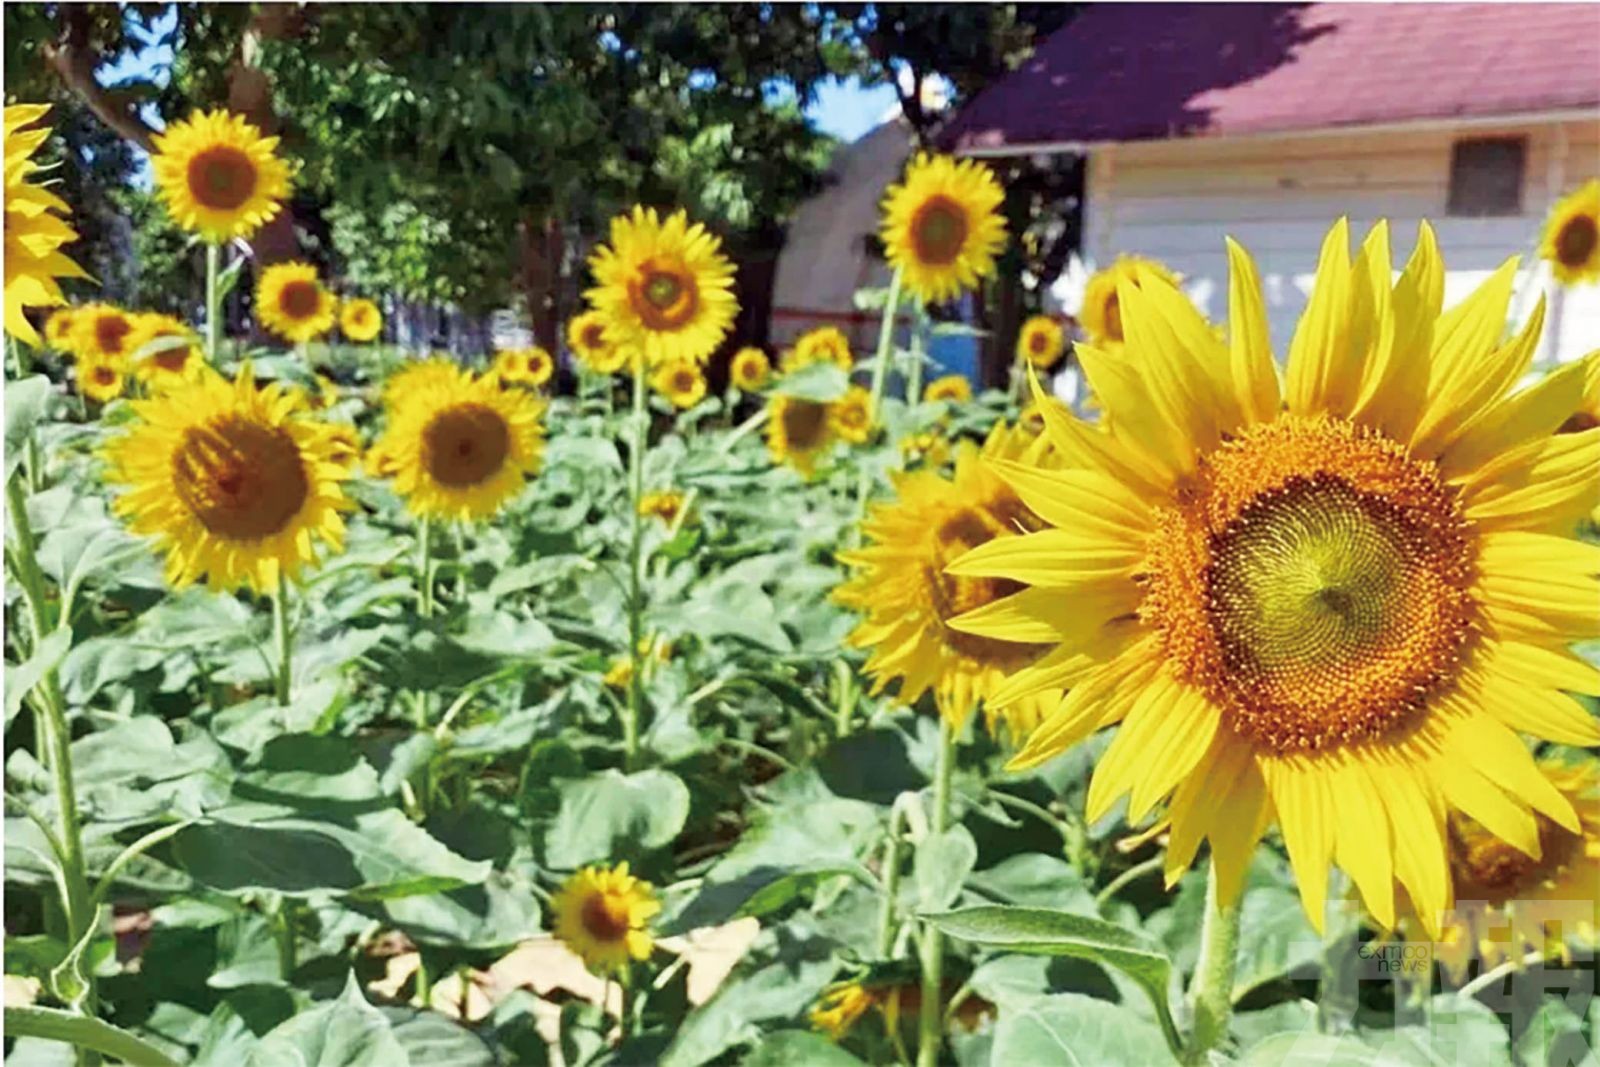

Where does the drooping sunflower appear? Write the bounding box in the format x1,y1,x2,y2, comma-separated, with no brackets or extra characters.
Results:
925,374,972,404
550,862,661,975
830,385,875,445
567,310,627,374
76,353,126,404
1540,179,1600,286
256,261,336,344
836,422,1060,739
70,304,137,363
102,364,353,592
639,489,689,526
150,109,291,243
494,346,555,388
43,307,78,352
811,979,994,1043
783,326,853,373
729,346,771,390
1018,314,1066,370
766,393,836,478
947,220,1600,933
5,105,88,347
585,206,738,367
880,153,1007,306
371,367,545,521
1079,255,1181,348
128,313,206,389
339,298,382,342
651,358,707,410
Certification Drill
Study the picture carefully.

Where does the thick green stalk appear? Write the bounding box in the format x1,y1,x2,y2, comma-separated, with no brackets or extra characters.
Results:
205,243,221,361
271,572,292,705
416,517,434,618
1183,862,1243,1064
916,717,956,1067
622,357,648,766
874,797,909,958
864,267,905,426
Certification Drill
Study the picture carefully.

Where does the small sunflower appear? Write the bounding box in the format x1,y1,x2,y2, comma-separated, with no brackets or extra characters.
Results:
651,358,707,409
76,353,126,404
766,393,836,478
830,385,875,445
257,261,336,344
550,862,661,975
1018,314,1066,370
70,304,137,363
5,105,89,346
729,346,771,390
953,220,1600,933
900,430,952,470
43,307,78,352
1540,179,1600,286
811,979,993,1043
835,422,1059,739
372,367,545,521
925,374,972,405
810,983,874,1041
1079,255,1180,347
494,346,555,388
881,153,1007,306
783,326,853,373
639,489,689,526
585,206,738,366
150,109,291,243
102,364,353,592
339,298,382,342
567,310,627,374
128,313,206,389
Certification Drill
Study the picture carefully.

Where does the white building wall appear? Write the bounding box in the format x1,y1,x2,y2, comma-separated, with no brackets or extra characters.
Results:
1083,118,1600,364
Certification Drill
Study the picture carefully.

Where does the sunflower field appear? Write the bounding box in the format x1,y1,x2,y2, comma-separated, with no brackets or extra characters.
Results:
5,20,1600,1067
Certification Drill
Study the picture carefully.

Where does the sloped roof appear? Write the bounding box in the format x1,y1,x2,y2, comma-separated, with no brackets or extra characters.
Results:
942,3,1600,153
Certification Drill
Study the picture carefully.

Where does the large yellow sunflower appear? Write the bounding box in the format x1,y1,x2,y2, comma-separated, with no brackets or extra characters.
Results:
102,364,353,592
830,385,875,445
651,358,707,409
70,303,137,363
729,346,771,390
382,357,464,413
783,326,854,373
766,393,836,478
494,346,555,388
150,109,291,243
1018,314,1066,370
339,298,382,342
1079,255,1181,347
567,310,627,374
371,367,544,521
836,422,1060,739
128,312,207,389
1540,179,1600,286
257,262,336,344
946,220,1600,935
550,862,661,975
585,206,738,366
880,153,1007,306
5,105,88,346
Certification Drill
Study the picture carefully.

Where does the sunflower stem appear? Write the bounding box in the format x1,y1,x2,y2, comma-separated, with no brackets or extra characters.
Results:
205,242,221,361
916,716,956,1067
851,268,905,537
875,794,912,958
831,659,858,738
416,516,434,619
904,308,926,410
1183,860,1243,1064
622,357,648,768
271,571,292,705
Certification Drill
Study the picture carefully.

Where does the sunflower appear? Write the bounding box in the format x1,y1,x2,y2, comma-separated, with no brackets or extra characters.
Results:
43,307,78,352
767,393,836,477
371,367,544,521
783,326,853,373
5,105,88,347
1423,757,1600,980
830,385,875,445
1079,255,1181,348
836,422,1059,739
639,489,689,526
1540,179,1600,286
651,358,707,409
947,220,1600,934
603,635,672,690
550,862,661,975
1018,314,1066,370
729,346,771,391
76,353,126,404
494,346,555,388
150,109,291,243
382,357,464,413
257,261,336,344
339,298,382,342
70,304,137,363
811,979,994,1043
567,310,627,374
925,374,972,404
585,206,738,366
128,313,206,389
881,153,1007,306
102,364,352,592
900,430,952,470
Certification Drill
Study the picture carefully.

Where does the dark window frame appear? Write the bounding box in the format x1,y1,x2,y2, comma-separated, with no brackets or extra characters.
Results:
1446,136,1527,217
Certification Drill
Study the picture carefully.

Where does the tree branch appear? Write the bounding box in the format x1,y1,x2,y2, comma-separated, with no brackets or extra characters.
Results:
43,4,158,152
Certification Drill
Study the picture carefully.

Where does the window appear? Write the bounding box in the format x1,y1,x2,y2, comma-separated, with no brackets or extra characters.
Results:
1447,137,1526,217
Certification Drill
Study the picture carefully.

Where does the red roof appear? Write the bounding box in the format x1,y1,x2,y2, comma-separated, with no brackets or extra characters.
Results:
942,3,1600,152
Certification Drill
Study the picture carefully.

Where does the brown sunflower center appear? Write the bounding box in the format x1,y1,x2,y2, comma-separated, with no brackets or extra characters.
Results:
1449,812,1583,905
422,404,511,488
1556,215,1598,268
1143,417,1476,754
92,365,117,386
1029,329,1049,354
173,416,309,541
1103,294,1124,341
630,262,699,331
780,399,829,449
278,280,322,321
186,145,258,211
673,369,696,392
910,196,969,266
579,891,631,943
927,499,1051,668
581,323,605,350
96,314,132,355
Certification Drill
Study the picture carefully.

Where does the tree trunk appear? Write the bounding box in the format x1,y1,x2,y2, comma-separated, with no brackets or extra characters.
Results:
517,213,562,352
